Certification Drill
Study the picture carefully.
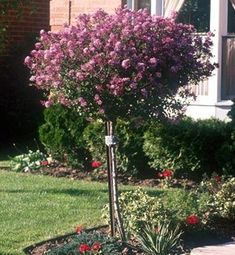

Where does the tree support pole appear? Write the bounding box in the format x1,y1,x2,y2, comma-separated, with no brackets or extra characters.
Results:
105,121,126,241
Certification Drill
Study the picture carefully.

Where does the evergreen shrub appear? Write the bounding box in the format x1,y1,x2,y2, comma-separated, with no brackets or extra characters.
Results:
143,118,233,179
39,104,90,168
83,119,152,177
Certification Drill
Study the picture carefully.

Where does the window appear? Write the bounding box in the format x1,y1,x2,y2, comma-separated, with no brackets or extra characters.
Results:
222,36,235,100
122,0,127,8
136,0,151,12
228,0,235,34
177,0,210,33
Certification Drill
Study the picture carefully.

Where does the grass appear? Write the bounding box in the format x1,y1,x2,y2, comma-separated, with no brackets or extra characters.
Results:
0,170,193,255
0,160,10,168
0,171,110,255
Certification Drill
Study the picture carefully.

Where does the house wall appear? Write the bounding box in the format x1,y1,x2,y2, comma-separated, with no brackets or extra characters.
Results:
185,0,232,121
127,0,233,121
50,0,123,31
0,1,50,143
1,0,50,55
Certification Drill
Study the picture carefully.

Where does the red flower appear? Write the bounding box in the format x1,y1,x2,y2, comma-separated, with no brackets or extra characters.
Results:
162,169,173,178
91,161,102,168
75,225,84,234
40,160,49,166
186,214,200,225
79,243,91,253
214,175,221,182
91,241,102,251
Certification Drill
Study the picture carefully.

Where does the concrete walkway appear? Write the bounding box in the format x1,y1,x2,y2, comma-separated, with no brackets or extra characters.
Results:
190,241,235,255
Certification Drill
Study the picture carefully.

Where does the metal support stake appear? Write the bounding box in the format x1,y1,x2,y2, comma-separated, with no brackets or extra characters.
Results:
105,121,116,236
105,121,126,241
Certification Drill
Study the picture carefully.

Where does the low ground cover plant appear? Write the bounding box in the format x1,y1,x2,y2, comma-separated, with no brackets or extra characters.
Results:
45,230,123,255
10,149,49,172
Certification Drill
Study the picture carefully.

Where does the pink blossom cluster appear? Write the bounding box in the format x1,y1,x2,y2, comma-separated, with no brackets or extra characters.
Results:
25,7,217,120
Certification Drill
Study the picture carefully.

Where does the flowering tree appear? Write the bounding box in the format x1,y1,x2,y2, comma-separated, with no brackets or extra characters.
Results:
25,7,217,240
25,7,216,121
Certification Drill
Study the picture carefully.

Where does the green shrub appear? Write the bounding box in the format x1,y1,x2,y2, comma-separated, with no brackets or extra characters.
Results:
102,188,169,239
103,187,214,241
82,120,105,163
143,118,232,180
83,119,151,177
39,104,90,168
45,231,122,255
213,177,235,220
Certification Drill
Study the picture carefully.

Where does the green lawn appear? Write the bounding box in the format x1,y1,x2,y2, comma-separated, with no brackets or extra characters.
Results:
0,171,110,255
0,170,189,255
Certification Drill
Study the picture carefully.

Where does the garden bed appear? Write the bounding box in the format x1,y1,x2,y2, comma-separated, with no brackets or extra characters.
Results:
23,225,145,255
28,164,196,189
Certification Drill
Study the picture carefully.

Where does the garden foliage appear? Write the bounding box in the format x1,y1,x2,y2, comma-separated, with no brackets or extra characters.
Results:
135,221,183,255
10,149,48,172
143,118,233,179
213,177,235,220
83,119,151,176
45,230,123,255
118,188,169,237
39,104,90,168
39,104,235,178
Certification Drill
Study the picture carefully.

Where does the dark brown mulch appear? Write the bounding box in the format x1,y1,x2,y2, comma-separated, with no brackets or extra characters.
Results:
31,164,196,189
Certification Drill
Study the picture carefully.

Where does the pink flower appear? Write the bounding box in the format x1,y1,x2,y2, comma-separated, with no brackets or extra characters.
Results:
186,214,200,225
121,59,131,69
40,160,49,166
44,100,52,108
91,161,102,168
157,172,163,178
78,97,87,107
149,57,157,65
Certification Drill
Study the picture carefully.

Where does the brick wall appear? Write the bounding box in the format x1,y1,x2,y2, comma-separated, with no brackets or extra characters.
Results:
1,0,49,55
50,0,125,31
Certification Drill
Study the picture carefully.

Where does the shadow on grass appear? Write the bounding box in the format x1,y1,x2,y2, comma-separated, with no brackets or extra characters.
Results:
0,187,165,199
0,188,107,196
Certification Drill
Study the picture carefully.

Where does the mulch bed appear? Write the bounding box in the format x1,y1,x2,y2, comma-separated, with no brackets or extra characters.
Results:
23,226,145,255
30,164,196,189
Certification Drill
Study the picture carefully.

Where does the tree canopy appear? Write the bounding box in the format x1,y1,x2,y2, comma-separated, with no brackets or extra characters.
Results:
25,7,217,121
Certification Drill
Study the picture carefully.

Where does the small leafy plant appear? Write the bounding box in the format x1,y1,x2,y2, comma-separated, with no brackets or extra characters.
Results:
135,221,183,255
213,177,235,220
102,188,169,239
45,230,123,255
10,150,48,172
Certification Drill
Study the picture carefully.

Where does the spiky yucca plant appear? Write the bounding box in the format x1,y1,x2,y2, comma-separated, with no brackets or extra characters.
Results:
136,221,183,255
